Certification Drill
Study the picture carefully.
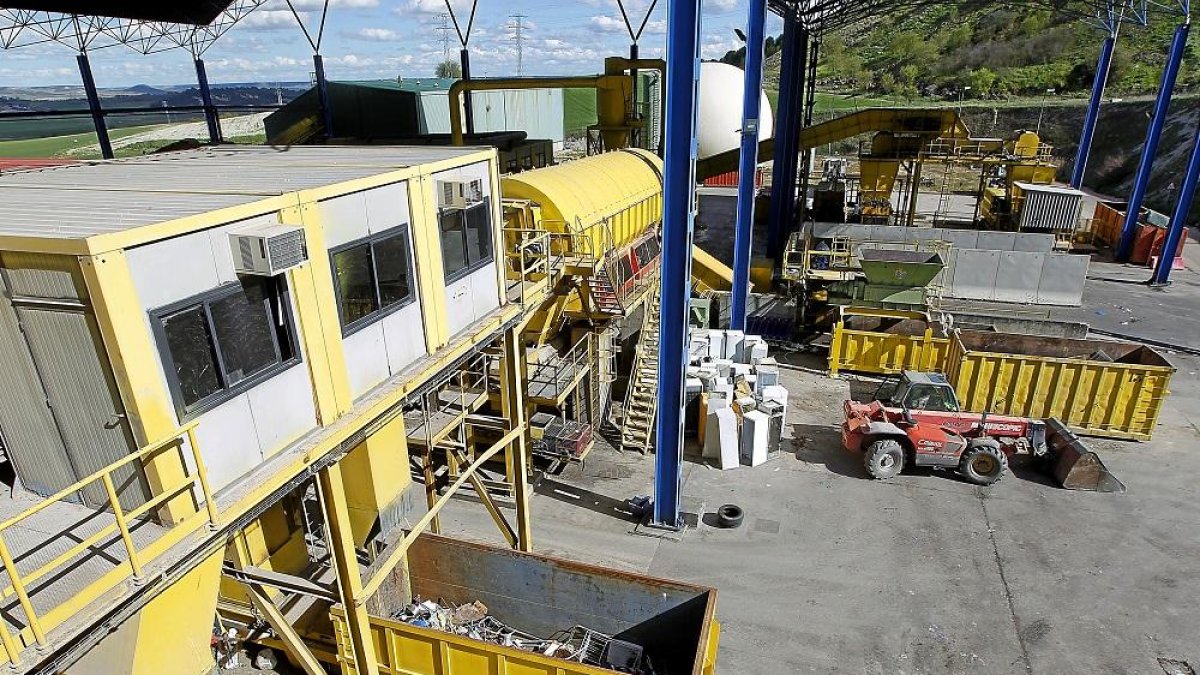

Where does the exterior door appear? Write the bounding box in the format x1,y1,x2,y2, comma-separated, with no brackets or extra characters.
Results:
0,267,148,511
15,305,148,510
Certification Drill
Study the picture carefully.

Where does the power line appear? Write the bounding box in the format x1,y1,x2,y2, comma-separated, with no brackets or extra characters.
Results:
508,13,526,75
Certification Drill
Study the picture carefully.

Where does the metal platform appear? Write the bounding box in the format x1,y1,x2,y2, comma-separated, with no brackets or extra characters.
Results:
0,487,168,637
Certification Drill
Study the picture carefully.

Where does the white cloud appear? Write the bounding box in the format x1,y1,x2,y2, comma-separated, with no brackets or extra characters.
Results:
642,19,667,35
405,0,472,15
353,27,399,41
589,15,627,33
701,33,739,59
240,10,305,30
705,0,739,11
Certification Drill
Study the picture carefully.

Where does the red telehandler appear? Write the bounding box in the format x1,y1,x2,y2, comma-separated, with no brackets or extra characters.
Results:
841,371,1124,492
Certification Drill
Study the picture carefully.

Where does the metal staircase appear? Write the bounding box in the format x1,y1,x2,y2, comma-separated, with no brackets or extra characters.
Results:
589,267,625,316
619,277,661,454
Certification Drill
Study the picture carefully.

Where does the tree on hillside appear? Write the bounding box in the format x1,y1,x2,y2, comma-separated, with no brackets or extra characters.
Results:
435,60,462,79
720,33,782,69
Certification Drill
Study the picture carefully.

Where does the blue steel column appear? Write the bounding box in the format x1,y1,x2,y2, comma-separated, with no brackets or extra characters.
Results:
731,0,767,331
76,52,113,160
766,18,807,261
313,54,334,139
194,58,223,144
1071,35,1116,188
1117,24,1189,261
1151,117,1200,286
652,0,701,529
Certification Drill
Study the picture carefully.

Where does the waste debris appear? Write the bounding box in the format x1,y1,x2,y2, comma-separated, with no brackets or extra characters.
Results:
392,598,657,674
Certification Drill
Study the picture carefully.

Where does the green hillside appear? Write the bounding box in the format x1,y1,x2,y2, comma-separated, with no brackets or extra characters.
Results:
750,5,1198,101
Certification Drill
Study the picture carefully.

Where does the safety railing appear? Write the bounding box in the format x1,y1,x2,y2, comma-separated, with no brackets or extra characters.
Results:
782,233,855,281
0,421,217,665
503,226,558,308
527,333,593,402
410,351,495,451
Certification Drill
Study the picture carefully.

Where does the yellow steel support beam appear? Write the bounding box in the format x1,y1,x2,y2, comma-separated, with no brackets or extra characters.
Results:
360,427,521,599
78,251,195,524
499,326,533,552
448,447,518,548
244,583,326,675
408,174,450,351
318,462,381,675
289,200,354,419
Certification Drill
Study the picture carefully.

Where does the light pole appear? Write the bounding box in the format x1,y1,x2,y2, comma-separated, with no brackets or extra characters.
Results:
1037,88,1055,135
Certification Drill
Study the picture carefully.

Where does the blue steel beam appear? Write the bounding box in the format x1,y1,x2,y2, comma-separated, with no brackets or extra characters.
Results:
731,0,768,331
652,0,701,529
194,58,223,145
1150,116,1200,286
1117,24,1189,261
1071,35,1116,188
313,54,334,139
76,52,113,160
766,16,809,262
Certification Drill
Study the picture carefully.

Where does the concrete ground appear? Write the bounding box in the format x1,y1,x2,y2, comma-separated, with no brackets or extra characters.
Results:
436,247,1200,675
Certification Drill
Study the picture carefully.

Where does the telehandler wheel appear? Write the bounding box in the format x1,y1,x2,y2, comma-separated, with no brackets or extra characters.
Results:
960,442,1008,485
863,439,905,480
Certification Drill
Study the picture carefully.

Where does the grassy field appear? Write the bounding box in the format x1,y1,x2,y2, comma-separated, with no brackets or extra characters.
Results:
0,124,164,159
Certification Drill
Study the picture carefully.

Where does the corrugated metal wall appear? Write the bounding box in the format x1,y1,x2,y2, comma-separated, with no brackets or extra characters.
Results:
1019,189,1082,232
419,89,566,144
0,254,146,510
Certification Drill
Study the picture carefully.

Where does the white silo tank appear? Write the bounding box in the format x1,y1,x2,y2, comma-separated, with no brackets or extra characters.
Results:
697,61,774,160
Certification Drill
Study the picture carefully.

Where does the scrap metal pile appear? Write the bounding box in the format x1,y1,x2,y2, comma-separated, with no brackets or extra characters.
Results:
392,598,658,674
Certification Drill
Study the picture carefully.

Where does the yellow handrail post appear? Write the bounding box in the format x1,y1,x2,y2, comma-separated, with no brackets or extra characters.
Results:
0,536,46,648
101,474,143,581
0,618,20,666
185,427,220,529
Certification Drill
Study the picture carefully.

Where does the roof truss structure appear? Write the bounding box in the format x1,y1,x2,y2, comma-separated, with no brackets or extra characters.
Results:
0,0,267,55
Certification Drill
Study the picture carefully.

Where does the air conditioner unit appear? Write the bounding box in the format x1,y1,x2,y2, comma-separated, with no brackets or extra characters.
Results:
230,224,308,276
437,179,484,210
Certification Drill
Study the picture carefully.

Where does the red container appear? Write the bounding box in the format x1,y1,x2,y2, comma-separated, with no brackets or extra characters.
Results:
1150,226,1187,270
1130,224,1159,265
702,167,766,188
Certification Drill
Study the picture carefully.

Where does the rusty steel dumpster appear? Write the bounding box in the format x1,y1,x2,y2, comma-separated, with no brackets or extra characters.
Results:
331,533,719,675
946,330,1175,441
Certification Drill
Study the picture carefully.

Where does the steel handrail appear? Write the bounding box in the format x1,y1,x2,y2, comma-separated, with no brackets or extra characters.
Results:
528,333,592,395
0,421,217,665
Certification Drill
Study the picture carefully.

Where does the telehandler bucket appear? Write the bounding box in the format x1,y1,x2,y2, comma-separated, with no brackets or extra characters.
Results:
1046,419,1126,493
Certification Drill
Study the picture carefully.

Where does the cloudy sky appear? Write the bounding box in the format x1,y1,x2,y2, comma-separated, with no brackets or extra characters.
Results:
0,0,783,88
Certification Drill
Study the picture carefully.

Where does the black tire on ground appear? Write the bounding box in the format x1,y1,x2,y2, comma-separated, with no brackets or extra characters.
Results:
863,438,905,480
960,442,1008,485
716,504,744,528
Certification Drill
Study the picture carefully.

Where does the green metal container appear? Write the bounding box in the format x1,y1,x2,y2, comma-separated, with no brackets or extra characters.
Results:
857,249,944,289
